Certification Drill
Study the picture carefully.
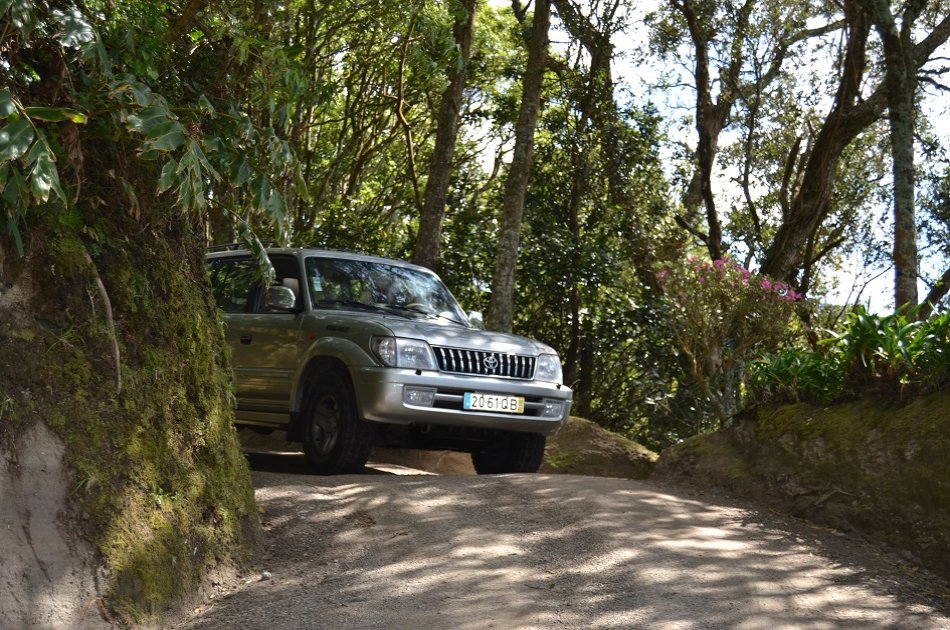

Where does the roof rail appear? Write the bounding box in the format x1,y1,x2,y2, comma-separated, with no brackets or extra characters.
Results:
206,240,282,253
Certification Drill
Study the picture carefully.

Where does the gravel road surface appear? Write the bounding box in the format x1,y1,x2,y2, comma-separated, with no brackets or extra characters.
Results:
178,455,949,629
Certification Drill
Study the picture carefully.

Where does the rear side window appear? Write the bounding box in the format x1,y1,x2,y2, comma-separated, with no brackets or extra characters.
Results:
208,258,258,313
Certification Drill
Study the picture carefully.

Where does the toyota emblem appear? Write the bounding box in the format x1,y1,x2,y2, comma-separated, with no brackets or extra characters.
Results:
483,355,499,372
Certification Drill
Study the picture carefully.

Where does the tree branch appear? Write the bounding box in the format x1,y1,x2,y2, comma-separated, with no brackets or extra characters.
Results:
918,265,950,320
167,0,211,43
83,248,121,396
674,214,711,247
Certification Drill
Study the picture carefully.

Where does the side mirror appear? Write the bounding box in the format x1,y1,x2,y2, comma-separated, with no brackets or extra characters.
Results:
264,285,296,312
468,310,484,330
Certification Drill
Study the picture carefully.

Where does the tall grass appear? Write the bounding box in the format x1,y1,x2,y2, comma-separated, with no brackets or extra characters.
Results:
750,307,950,403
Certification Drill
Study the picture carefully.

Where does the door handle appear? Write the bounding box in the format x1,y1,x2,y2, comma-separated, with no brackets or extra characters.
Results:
239,334,252,345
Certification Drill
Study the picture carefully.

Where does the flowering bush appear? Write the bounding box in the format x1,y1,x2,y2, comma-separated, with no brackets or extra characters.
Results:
658,256,804,421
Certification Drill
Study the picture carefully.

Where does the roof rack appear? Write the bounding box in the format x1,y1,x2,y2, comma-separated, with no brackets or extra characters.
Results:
206,240,282,253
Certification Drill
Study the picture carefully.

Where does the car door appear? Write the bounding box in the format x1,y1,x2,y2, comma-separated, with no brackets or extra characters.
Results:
208,255,304,418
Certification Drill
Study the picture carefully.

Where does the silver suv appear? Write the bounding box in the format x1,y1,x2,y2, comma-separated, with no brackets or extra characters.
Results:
207,246,572,474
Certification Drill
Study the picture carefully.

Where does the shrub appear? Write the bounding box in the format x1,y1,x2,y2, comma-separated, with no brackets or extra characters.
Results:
658,256,805,421
750,306,950,402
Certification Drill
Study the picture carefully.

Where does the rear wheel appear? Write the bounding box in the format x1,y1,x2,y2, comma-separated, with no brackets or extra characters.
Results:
301,368,373,474
471,432,547,474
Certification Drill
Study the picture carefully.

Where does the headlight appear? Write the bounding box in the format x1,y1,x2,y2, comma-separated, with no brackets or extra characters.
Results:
535,352,563,384
372,336,438,370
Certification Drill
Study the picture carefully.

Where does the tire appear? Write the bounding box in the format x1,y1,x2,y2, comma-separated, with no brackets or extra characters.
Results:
471,432,547,474
301,367,374,474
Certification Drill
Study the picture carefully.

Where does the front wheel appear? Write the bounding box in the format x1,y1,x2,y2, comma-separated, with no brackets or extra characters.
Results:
471,432,547,474
301,368,373,474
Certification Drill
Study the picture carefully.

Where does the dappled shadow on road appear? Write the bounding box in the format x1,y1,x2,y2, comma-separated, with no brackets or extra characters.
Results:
243,450,413,476
242,451,312,476
185,473,950,629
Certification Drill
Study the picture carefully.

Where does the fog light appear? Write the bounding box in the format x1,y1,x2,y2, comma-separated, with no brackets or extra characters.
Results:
404,387,437,407
542,399,564,418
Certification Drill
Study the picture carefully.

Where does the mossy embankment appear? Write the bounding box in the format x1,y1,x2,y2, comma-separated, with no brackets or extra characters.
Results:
0,205,259,623
540,416,658,479
655,391,950,578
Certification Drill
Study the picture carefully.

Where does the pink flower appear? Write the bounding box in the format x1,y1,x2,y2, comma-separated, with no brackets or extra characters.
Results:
761,279,772,290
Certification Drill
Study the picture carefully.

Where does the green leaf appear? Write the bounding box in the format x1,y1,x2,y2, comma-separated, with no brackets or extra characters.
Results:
54,8,95,48
23,137,44,165
143,118,182,140
146,125,186,152
5,215,24,257
2,166,25,206
265,189,285,218
187,141,219,181
0,0,13,17
253,174,270,211
236,218,275,285
30,147,65,203
203,135,223,152
132,83,152,107
229,156,252,186
0,90,15,118
0,118,35,162
25,106,87,123
157,158,178,194
176,176,193,210
9,0,32,33
127,106,175,135
198,94,215,115
295,167,311,203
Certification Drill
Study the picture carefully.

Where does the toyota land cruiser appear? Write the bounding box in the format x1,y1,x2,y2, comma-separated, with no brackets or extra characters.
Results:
207,246,572,474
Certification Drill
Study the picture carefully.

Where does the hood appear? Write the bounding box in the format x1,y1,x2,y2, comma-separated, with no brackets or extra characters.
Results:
382,318,551,355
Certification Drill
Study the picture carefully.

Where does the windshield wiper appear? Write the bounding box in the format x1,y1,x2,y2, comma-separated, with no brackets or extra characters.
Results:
386,304,465,326
316,299,392,315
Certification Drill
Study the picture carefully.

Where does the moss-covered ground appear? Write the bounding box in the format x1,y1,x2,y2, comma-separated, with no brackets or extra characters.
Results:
540,416,658,479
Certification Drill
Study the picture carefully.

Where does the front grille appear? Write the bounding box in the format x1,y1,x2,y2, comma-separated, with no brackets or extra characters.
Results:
432,346,536,380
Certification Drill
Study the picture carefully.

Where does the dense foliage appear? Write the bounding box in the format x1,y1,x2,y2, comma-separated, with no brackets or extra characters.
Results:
2,0,950,512
751,307,950,404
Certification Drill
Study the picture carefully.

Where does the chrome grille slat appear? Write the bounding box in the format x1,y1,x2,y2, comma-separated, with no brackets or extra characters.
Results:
432,346,536,380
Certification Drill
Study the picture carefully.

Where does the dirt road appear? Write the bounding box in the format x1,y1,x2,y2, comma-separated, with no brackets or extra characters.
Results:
178,455,949,629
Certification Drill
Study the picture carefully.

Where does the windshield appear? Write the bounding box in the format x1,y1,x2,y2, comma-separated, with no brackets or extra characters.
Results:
306,257,468,325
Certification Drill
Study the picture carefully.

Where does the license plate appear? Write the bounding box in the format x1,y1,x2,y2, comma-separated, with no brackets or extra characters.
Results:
463,392,524,414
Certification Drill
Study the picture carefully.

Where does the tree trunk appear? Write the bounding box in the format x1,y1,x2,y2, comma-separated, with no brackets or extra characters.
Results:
412,0,478,270
862,0,925,309
0,140,260,622
550,0,607,386
486,0,550,332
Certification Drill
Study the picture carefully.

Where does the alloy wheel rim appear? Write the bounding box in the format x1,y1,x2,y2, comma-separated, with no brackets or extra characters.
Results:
311,394,340,456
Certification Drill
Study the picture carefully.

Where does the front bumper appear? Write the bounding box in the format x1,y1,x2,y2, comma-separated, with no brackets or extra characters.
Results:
350,366,572,436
